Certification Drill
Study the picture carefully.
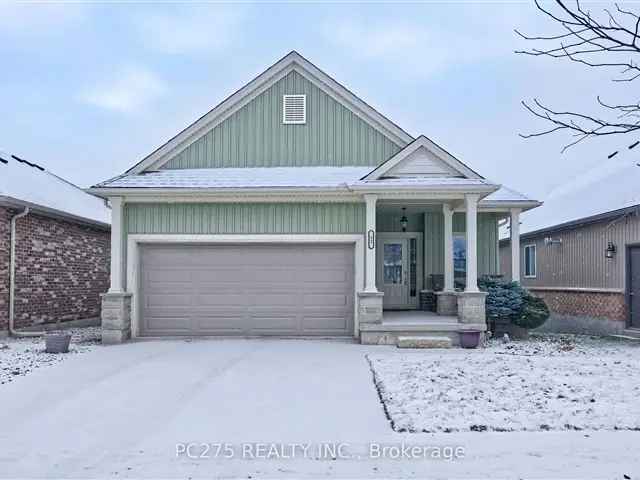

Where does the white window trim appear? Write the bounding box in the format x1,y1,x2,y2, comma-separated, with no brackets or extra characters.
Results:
126,234,363,339
282,94,306,124
524,243,537,278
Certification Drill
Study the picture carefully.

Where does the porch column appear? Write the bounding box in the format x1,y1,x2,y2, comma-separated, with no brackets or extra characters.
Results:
442,203,454,292
108,196,124,293
364,194,378,292
510,208,521,283
465,194,479,292
102,196,132,345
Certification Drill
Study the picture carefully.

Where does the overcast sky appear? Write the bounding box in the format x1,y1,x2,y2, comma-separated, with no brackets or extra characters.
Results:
1,1,638,233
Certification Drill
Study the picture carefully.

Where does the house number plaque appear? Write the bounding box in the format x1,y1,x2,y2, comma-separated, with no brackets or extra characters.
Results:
367,230,375,250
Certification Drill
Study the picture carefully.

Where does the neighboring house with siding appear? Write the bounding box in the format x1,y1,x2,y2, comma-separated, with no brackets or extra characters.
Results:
90,51,539,347
0,151,111,335
500,204,640,335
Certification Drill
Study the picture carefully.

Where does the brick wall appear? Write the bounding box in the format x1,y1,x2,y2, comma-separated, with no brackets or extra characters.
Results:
0,207,11,331
531,289,627,323
0,206,110,331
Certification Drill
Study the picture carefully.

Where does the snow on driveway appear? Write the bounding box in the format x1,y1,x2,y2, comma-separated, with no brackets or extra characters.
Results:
369,334,640,433
1,337,639,479
0,327,100,385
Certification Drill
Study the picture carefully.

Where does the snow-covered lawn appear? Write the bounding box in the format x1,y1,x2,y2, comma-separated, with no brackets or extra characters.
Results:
0,327,100,385
368,334,640,433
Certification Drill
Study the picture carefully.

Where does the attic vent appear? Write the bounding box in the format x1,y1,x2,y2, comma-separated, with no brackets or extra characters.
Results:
282,94,306,124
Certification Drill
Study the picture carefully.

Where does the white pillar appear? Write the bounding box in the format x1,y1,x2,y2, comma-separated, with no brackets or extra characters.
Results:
442,203,454,292
364,194,378,292
510,208,521,283
108,197,124,293
465,194,479,292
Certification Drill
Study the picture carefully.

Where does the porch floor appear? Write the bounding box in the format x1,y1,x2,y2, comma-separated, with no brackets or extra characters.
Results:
359,309,486,334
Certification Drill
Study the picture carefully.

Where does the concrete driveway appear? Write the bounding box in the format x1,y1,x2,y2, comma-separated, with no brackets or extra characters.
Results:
0,338,637,479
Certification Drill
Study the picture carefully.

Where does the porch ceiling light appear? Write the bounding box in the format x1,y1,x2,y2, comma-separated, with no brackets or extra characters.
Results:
605,241,616,259
400,207,408,232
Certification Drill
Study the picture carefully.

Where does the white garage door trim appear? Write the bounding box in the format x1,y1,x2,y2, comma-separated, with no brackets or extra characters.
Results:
126,234,365,339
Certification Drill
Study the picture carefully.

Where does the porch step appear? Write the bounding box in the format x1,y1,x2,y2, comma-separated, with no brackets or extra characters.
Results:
397,335,452,349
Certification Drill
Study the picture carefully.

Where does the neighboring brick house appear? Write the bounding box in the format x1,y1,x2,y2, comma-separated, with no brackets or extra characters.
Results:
0,151,111,334
499,204,640,336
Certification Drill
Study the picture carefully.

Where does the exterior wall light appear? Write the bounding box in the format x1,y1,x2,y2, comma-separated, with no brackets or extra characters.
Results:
400,207,408,232
605,242,616,259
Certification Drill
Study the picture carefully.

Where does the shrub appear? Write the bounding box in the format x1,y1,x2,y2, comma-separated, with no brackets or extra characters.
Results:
514,294,550,329
478,276,549,330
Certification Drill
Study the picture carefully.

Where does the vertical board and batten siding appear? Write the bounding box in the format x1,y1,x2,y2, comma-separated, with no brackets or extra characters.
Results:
125,203,366,234
162,70,402,169
424,212,500,279
376,212,425,233
501,212,640,290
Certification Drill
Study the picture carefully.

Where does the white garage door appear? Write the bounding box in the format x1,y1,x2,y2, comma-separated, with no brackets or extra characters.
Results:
140,244,355,336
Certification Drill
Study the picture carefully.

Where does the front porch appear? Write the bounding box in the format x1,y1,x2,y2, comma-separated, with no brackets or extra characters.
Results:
357,195,523,347
360,309,486,347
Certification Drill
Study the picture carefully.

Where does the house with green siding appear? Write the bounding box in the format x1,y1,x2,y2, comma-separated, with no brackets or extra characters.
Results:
91,51,540,347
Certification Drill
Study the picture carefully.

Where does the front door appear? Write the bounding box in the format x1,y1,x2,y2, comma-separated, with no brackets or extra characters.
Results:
629,246,640,329
376,234,421,309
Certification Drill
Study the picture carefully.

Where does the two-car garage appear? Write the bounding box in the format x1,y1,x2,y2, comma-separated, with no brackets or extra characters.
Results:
139,244,355,337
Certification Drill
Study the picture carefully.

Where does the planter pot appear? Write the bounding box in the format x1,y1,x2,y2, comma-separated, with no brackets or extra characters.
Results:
459,330,482,349
45,333,72,354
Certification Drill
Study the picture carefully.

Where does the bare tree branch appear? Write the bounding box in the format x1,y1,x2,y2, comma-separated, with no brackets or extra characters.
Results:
517,0,640,154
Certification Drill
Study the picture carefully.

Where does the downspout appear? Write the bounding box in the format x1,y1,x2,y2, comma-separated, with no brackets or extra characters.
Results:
9,207,44,337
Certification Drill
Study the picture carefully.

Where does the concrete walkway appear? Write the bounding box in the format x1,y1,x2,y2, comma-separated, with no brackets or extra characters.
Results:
0,338,637,478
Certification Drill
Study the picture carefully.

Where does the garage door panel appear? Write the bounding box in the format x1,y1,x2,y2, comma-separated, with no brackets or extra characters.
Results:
140,244,354,337
144,316,191,331
197,294,246,306
193,314,246,332
303,293,348,307
302,314,348,331
248,293,298,306
145,294,192,307
247,314,298,331
251,268,298,282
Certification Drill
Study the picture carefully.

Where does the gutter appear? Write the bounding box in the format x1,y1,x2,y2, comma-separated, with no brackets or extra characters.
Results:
9,207,44,337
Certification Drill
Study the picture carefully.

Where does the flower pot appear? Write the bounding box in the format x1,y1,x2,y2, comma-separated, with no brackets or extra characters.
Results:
45,333,72,354
459,330,482,349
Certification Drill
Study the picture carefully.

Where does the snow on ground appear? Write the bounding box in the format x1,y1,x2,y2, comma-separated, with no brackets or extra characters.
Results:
368,334,640,433
0,327,100,385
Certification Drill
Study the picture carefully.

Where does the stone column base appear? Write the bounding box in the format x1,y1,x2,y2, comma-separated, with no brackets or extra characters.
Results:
457,291,488,324
101,292,132,345
436,291,458,316
357,291,384,325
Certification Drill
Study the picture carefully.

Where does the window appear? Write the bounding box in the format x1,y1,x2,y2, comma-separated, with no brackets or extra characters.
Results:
524,244,537,278
282,94,306,124
453,234,466,274
383,243,403,284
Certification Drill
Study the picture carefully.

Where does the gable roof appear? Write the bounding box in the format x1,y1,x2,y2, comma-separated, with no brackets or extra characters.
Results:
124,51,414,176
361,136,483,180
0,150,110,228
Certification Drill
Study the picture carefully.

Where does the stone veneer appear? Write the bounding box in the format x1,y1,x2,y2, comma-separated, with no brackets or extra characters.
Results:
0,206,110,332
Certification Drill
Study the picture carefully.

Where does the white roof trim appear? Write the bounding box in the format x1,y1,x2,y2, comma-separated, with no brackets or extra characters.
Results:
126,51,414,175
361,135,482,180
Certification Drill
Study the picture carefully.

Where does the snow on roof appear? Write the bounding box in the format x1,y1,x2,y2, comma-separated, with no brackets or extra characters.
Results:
352,176,496,189
482,185,537,203
98,167,373,189
95,166,538,207
519,159,640,235
0,151,110,226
